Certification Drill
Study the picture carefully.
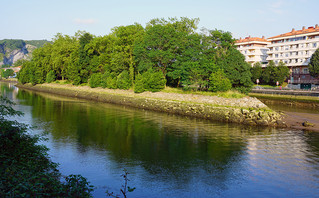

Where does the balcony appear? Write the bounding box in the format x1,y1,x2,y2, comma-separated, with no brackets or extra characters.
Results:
268,37,319,47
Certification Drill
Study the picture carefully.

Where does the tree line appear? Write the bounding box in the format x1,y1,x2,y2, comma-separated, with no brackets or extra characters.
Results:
250,61,290,86
18,17,258,93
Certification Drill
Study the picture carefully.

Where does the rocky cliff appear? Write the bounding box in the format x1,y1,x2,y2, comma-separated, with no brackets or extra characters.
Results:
0,39,48,66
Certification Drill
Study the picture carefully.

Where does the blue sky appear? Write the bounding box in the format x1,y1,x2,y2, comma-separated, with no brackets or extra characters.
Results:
1,0,318,40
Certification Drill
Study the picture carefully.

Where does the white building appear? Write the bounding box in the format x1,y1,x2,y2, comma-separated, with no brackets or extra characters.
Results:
267,25,319,87
235,36,270,66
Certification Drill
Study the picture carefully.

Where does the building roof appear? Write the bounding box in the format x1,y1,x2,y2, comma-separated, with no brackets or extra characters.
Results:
236,36,269,44
268,24,319,40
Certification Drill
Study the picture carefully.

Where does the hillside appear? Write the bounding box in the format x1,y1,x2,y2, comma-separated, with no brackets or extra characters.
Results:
0,39,49,66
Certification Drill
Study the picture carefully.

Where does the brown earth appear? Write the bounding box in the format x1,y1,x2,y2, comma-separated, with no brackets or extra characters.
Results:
282,112,319,132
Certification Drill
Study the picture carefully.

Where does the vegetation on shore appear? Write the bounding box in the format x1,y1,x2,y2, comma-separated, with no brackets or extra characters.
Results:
250,61,290,86
0,96,94,197
18,17,253,94
249,92,319,103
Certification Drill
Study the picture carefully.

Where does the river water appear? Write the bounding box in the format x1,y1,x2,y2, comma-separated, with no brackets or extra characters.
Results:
2,82,319,197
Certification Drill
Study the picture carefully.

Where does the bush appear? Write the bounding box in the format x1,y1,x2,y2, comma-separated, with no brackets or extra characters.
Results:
106,76,117,89
101,72,110,88
208,69,232,92
46,70,56,83
89,73,103,88
134,73,145,93
144,69,166,92
117,70,131,90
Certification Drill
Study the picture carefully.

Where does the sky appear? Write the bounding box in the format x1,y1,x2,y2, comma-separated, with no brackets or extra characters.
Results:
1,0,318,41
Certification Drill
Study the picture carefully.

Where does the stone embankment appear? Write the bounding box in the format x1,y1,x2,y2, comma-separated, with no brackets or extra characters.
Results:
16,83,284,127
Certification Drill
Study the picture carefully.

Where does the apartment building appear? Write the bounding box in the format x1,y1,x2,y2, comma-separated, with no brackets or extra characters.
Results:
267,25,319,87
235,36,270,66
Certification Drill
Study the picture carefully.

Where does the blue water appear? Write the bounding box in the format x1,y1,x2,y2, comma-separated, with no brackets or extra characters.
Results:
2,82,319,197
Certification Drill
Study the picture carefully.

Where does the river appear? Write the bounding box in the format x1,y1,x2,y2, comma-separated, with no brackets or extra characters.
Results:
2,82,319,197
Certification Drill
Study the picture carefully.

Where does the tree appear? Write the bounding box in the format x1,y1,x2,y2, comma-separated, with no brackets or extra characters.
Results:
309,48,319,77
262,60,276,85
275,61,290,85
262,61,289,85
134,17,199,82
208,69,232,92
1,69,14,78
251,62,263,84
215,48,252,92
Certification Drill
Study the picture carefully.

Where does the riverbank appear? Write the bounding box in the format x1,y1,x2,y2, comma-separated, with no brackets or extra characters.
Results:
0,78,18,83
249,92,319,132
16,83,283,127
249,92,319,108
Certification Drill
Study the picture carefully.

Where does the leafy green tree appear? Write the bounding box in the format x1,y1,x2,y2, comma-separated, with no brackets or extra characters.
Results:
111,24,144,82
134,17,199,81
216,48,252,92
263,61,289,85
309,48,319,77
251,62,263,84
208,69,232,92
275,61,290,85
1,69,14,78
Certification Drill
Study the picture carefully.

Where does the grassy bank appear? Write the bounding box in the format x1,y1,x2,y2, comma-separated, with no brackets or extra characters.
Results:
249,93,319,104
16,83,284,127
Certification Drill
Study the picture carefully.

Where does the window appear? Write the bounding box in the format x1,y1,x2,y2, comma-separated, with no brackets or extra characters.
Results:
314,43,318,48
275,54,279,58
286,53,289,57
275,60,278,64
303,68,309,74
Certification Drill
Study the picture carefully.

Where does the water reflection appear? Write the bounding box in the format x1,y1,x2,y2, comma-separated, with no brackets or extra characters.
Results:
2,82,319,197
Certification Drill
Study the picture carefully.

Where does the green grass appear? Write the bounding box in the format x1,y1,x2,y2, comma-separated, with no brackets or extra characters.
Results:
254,82,288,88
249,93,319,103
162,87,246,98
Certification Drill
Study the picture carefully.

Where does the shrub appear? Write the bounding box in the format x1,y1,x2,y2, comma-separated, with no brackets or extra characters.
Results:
89,73,103,88
101,72,110,88
117,70,131,90
46,70,56,83
143,69,166,92
106,75,117,89
208,69,232,92
134,73,145,93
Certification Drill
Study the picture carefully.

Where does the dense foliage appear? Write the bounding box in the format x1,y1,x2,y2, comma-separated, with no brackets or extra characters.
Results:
18,17,252,93
309,48,319,78
251,61,289,86
0,39,25,52
0,96,94,197
25,40,50,48
0,69,14,79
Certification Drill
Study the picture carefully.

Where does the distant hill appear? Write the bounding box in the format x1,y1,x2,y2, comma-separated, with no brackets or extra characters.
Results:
0,39,49,66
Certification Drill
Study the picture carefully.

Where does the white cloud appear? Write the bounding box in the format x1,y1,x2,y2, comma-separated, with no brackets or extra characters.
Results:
74,18,97,25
